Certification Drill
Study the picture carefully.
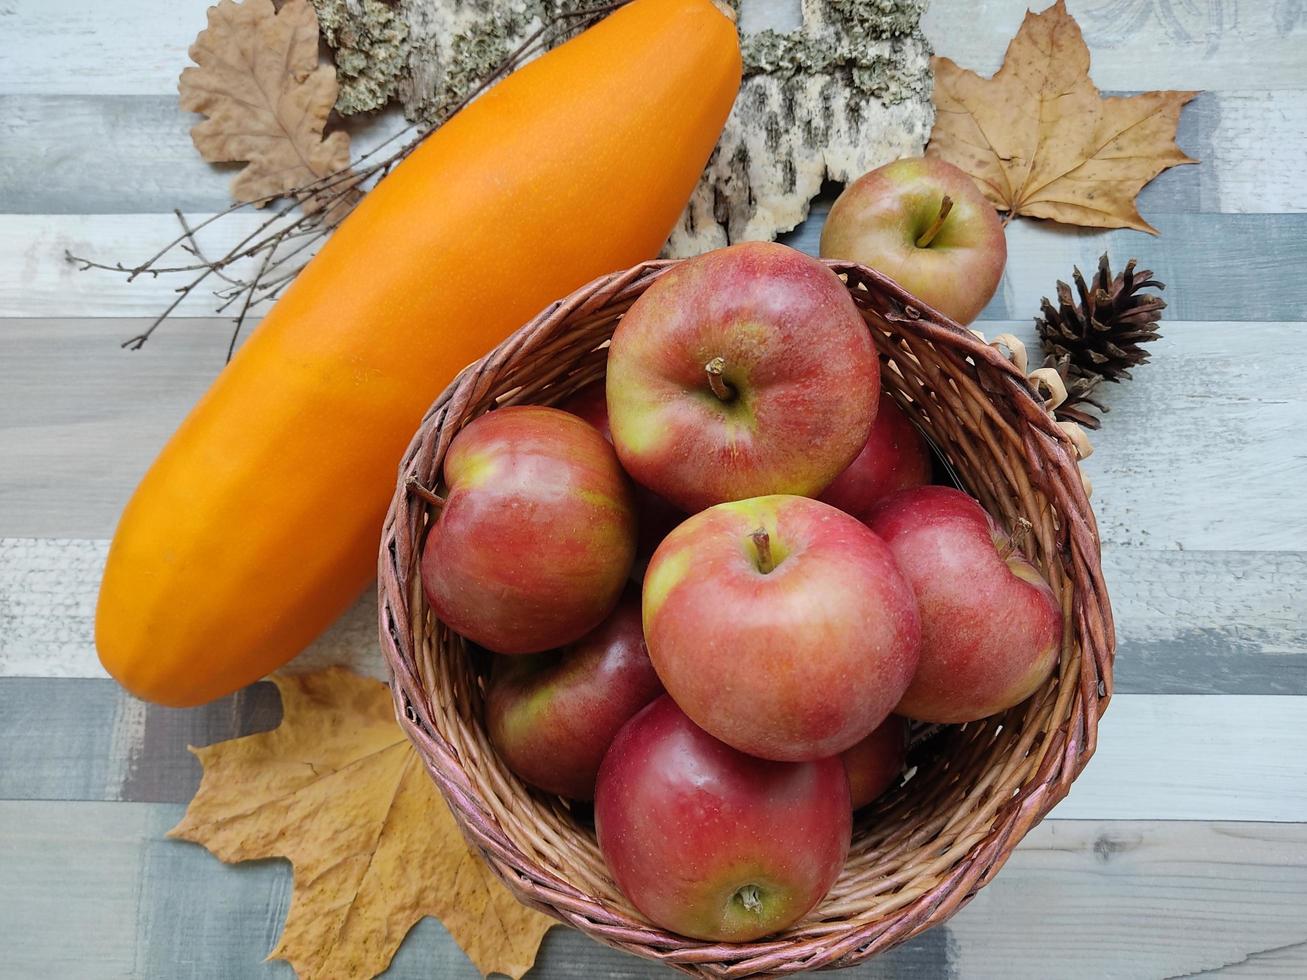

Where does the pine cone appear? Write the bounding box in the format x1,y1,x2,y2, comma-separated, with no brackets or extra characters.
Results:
1036,253,1165,384
1041,353,1109,430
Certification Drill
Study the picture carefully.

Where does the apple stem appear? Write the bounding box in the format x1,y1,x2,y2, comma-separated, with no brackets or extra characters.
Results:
405,476,446,513
996,516,1033,561
750,527,775,574
705,357,735,402
915,195,954,248
735,885,763,914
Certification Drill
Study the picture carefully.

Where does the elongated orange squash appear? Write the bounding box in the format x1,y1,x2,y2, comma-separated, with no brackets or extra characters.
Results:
97,0,741,707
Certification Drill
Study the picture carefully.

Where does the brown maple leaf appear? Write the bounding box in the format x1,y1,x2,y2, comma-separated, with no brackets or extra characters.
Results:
927,0,1197,234
170,668,555,980
179,0,355,214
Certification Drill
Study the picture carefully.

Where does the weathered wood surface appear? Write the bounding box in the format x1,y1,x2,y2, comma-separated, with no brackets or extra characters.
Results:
6,0,1305,97
7,211,1307,321
3,0,1307,976
5,318,1305,549
3,803,1305,979
0,95,412,215
6,536,1305,695
3,677,1305,822
5,90,1302,216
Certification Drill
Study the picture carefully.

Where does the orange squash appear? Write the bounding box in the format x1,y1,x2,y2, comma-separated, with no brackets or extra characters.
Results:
97,0,741,707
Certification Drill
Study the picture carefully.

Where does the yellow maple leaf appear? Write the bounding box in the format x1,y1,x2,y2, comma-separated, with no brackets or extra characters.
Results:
170,667,555,980
927,0,1197,234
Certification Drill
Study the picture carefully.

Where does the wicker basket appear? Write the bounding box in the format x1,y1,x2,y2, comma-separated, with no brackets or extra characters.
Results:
378,259,1115,977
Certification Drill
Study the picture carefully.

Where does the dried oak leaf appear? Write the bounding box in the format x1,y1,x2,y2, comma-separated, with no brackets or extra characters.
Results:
927,0,1197,234
170,667,555,980
179,0,353,213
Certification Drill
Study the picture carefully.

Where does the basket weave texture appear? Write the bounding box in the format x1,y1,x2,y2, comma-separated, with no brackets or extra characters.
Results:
378,259,1115,977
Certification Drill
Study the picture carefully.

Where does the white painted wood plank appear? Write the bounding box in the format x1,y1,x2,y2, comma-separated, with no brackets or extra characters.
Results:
1044,319,1307,554
1053,695,1307,822
0,538,387,682
3,803,1305,979
0,212,310,319
4,0,1303,96
3,537,1304,695
1189,89,1307,215
924,0,1307,92
737,0,801,35
6,317,1304,553
0,0,213,96
9,212,1307,320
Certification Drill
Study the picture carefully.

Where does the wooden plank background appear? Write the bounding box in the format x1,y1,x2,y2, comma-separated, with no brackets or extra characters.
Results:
2,0,1305,977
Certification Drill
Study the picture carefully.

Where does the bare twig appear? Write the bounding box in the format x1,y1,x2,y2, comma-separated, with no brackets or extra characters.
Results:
68,1,629,361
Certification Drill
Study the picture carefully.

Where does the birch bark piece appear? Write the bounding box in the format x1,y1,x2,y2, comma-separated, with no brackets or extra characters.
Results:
312,0,935,255
668,0,934,255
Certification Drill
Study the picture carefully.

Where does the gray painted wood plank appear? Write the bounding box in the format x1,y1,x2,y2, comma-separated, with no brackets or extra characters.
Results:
3,803,1305,979
4,318,1304,552
945,821,1307,979
0,678,281,803
1112,549,1307,695
0,318,243,541
0,90,1294,216
3,680,1306,821
7,212,1306,321
0,95,412,215
784,207,1307,324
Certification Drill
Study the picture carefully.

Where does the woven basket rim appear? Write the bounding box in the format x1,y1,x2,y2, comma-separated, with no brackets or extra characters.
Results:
377,257,1115,977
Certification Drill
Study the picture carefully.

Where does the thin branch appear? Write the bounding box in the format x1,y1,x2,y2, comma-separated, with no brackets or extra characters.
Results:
68,1,631,354
175,210,244,288
228,237,279,360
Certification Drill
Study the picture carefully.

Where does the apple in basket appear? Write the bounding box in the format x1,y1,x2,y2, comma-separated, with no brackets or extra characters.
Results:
419,405,636,654
819,390,933,523
841,714,909,810
596,696,851,942
869,486,1062,723
484,588,663,800
819,156,1007,326
605,241,879,513
642,494,920,761
556,380,684,576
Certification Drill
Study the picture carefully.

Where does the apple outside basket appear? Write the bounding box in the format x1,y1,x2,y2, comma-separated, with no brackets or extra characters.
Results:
377,259,1115,977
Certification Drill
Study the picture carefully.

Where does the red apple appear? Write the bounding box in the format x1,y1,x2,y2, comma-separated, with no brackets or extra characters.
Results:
840,715,907,809
819,156,1006,325
643,494,920,761
420,405,636,654
557,381,684,575
868,486,1061,723
595,696,850,941
484,589,662,799
556,379,613,440
819,391,932,523
606,241,879,513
